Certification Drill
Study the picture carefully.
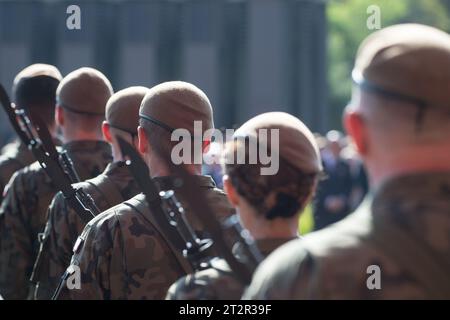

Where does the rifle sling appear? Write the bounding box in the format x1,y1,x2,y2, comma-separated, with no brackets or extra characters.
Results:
124,198,194,276
86,174,124,208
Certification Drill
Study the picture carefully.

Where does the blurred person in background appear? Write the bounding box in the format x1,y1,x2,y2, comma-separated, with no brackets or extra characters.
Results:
341,139,368,211
202,141,224,189
313,130,352,230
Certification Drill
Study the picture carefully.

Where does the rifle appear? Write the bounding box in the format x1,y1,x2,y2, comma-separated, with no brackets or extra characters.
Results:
26,108,80,184
1,83,101,298
0,83,98,223
0,83,78,183
118,137,215,271
118,137,263,285
170,163,264,285
0,84,42,158
52,138,217,300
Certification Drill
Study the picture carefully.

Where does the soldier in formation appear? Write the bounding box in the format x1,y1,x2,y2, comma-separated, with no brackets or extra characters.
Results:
32,86,147,299
60,81,234,300
0,67,113,299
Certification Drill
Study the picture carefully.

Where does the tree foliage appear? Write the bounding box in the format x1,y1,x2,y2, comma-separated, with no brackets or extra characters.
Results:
327,0,450,129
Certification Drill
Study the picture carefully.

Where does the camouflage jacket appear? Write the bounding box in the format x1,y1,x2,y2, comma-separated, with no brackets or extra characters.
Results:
61,175,234,300
0,140,34,203
166,238,295,300
32,161,140,300
0,140,112,300
243,172,450,300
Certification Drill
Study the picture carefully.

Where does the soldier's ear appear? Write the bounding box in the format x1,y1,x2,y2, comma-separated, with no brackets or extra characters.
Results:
344,108,368,156
102,121,112,143
138,126,149,155
223,175,239,206
55,105,64,127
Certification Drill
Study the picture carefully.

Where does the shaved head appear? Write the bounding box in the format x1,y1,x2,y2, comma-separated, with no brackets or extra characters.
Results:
344,24,450,187
57,67,113,116
350,87,450,148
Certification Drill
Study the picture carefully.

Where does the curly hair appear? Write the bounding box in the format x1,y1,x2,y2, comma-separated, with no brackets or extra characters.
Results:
222,138,318,220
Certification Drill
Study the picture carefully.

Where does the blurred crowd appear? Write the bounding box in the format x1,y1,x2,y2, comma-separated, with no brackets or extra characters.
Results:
202,129,368,233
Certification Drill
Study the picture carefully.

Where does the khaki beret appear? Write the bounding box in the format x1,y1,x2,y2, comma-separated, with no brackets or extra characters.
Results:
13,64,62,106
139,81,214,137
353,24,450,111
105,86,148,135
233,112,322,174
14,63,62,85
56,67,113,115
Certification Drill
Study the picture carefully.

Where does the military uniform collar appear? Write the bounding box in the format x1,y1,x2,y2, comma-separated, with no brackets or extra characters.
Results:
209,237,297,274
153,175,217,191
373,172,450,205
103,161,128,176
255,237,297,256
130,175,217,207
371,171,450,223
62,140,111,154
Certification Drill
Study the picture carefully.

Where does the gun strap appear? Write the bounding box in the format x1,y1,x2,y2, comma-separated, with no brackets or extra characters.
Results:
69,161,90,182
370,214,450,299
30,220,52,285
86,174,123,208
124,197,194,276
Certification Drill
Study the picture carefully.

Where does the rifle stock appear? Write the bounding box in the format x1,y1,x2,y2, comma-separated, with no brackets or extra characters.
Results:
0,82,96,223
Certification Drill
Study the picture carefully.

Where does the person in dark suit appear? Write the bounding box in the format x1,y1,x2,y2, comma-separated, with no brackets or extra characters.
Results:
313,131,353,230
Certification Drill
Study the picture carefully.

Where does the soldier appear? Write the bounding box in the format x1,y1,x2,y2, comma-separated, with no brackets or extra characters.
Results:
166,112,322,300
0,64,62,203
0,67,113,299
244,24,450,300
61,81,234,300
32,87,147,299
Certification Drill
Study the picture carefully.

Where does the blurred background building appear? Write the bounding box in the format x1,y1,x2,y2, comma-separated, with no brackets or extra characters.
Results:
0,0,328,147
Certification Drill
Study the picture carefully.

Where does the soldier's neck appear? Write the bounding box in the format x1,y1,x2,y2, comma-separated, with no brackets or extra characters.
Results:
60,131,104,144
237,203,299,240
367,146,450,189
148,161,202,179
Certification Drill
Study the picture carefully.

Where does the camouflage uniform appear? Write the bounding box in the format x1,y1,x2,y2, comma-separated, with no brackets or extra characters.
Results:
0,140,112,299
61,175,233,300
0,140,34,203
166,238,295,300
243,172,450,299
32,161,139,299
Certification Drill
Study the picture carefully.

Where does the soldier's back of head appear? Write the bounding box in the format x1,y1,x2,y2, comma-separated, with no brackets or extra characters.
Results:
56,67,113,140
